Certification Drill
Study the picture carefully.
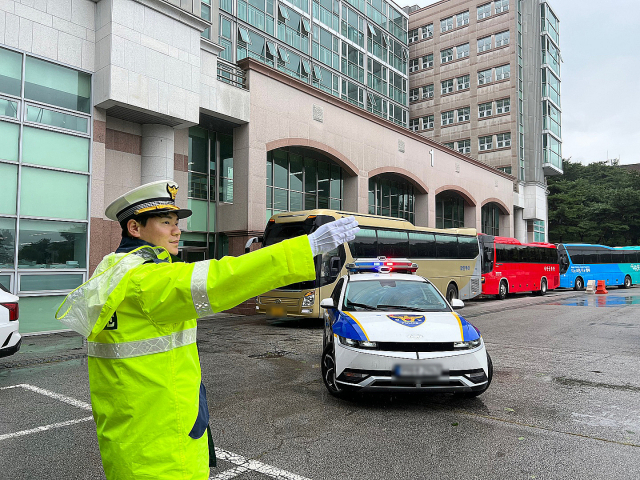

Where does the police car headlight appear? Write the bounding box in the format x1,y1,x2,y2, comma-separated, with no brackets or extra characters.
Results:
302,291,315,307
453,338,482,350
338,336,378,349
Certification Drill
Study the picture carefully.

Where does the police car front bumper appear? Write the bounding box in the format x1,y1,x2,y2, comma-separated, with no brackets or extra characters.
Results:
334,340,489,392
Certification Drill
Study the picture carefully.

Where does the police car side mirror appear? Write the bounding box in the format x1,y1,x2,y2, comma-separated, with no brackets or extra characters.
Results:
245,236,263,253
320,298,335,309
451,299,465,310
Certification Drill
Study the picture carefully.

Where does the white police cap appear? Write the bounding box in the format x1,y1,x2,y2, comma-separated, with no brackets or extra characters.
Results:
105,180,192,223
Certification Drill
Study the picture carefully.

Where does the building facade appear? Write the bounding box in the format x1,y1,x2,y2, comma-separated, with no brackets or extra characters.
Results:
406,0,561,241
1,0,515,334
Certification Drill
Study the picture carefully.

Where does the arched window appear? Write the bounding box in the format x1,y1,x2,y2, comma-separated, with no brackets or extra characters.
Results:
435,192,465,228
368,176,415,223
482,203,501,236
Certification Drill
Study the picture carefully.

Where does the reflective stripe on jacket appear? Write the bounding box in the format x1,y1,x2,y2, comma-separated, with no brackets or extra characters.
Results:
57,235,316,479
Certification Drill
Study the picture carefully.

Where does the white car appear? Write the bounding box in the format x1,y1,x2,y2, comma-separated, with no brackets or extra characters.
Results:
0,283,21,358
320,259,492,397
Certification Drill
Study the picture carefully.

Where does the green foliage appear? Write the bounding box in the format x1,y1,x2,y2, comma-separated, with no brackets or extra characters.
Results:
548,160,640,245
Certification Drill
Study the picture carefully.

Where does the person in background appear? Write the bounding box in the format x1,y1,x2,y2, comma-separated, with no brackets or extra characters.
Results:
56,180,359,479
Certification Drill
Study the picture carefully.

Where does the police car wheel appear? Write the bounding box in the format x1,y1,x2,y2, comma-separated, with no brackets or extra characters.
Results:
456,352,493,398
321,345,345,398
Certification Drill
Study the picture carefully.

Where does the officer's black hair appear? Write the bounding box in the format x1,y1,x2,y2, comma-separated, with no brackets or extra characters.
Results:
120,212,177,238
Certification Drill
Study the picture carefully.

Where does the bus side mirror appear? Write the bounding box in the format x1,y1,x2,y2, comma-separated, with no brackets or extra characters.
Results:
329,256,341,276
245,236,263,253
320,298,335,309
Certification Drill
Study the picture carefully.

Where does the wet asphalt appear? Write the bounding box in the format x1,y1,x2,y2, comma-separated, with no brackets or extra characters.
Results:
1,287,639,479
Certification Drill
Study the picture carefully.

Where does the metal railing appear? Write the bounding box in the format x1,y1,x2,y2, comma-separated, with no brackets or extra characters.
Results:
217,63,247,90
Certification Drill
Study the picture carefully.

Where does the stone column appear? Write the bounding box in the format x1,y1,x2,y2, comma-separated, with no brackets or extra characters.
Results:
141,124,175,184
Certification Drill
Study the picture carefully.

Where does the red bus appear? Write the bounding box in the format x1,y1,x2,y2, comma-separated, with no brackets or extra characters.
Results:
478,235,560,300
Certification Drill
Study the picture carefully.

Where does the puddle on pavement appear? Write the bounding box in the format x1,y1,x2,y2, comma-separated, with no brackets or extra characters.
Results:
547,294,640,307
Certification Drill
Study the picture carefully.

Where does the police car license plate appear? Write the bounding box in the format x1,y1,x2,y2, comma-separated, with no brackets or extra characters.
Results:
394,363,442,378
266,305,286,317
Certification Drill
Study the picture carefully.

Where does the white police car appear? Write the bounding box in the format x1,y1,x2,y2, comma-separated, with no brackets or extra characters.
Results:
0,283,21,358
320,258,492,397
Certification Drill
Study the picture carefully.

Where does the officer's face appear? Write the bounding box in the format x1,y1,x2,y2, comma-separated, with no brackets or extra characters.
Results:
137,213,181,255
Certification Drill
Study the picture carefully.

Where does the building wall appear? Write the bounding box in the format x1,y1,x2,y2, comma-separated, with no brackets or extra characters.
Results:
218,58,514,246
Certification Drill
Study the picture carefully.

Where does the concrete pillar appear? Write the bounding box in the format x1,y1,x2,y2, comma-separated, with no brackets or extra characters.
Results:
141,124,175,184
464,203,476,229
343,174,365,213
414,192,429,227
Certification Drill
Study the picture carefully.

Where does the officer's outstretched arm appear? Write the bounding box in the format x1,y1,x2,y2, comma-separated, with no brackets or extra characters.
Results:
132,217,358,324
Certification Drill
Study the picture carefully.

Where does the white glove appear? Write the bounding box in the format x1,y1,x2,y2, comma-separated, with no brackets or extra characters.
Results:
308,216,359,256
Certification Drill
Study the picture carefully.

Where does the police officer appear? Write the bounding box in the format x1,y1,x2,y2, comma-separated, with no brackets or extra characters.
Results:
56,180,359,479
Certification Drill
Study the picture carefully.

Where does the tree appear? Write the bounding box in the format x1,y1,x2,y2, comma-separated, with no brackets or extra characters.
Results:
548,159,640,245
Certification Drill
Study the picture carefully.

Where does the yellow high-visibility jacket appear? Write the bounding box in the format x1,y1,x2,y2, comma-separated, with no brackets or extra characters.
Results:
56,236,315,479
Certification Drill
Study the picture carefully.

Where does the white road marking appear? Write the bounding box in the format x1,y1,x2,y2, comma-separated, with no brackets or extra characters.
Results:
0,417,94,441
210,465,250,479
214,448,312,480
0,384,92,410
1,384,312,479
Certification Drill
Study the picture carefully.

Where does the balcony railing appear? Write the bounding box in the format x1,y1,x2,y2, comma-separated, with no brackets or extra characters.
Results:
217,63,248,90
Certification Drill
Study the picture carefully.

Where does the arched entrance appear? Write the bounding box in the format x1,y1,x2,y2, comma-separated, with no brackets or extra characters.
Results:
368,174,418,223
482,202,503,236
266,147,348,220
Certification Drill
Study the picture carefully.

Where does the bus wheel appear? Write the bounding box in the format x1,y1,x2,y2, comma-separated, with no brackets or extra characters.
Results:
622,275,632,289
574,277,584,291
539,278,547,295
497,280,508,300
446,283,458,304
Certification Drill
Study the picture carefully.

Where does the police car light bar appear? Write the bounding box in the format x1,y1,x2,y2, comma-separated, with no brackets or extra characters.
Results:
346,257,418,274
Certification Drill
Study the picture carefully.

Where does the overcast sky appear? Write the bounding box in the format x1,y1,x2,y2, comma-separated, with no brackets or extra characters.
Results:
395,0,640,165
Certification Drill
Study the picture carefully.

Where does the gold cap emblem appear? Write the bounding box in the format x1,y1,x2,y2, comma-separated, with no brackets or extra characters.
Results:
167,184,178,200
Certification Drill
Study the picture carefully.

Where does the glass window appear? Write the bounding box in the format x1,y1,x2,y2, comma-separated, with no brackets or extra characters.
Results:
478,36,492,53
457,75,470,90
409,232,436,258
25,104,89,133
456,11,469,27
0,162,18,215
441,110,454,126
495,64,511,80
422,24,433,39
19,273,84,292
435,234,458,258
440,16,453,33
409,58,419,73
0,97,19,119
457,139,471,154
0,275,10,290
495,0,509,14
219,133,234,203
495,30,510,47
421,115,434,129
24,56,91,113
422,54,433,69
0,47,23,97
497,132,511,148
477,3,492,20
479,101,493,117
0,217,16,268
18,219,87,269
496,98,510,114
20,167,88,220
422,84,434,99
409,88,419,101
478,68,493,85
348,227,377,257
0,120,20,162
377,230,410,257
456,43,469,59
22,126,90,172
457,107,470,122
441,79,453,95
479,135,493,151
440,48,453,63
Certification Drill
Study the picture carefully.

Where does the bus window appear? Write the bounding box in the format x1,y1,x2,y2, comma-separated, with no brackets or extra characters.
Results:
599,251,612,264
263,222,313,246
435,234,458,258
567,247,583,265
377,230,410,257
349,227,377,258
482,242,494,274
458,236,480,259
408,232,436,258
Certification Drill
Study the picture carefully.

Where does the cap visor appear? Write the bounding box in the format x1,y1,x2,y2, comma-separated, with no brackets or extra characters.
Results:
175,208,193,219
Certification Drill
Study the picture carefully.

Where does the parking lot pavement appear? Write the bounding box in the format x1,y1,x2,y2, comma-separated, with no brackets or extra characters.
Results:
1,287,640,479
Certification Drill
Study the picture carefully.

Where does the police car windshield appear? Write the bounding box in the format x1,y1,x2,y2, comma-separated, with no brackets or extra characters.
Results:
343,280,450,312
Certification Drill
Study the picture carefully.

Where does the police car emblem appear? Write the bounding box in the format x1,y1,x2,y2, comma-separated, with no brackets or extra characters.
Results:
387,314,426,327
